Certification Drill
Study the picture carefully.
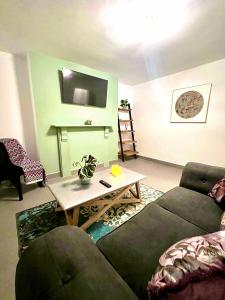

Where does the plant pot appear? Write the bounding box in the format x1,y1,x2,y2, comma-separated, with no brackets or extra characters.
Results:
80,177,91,185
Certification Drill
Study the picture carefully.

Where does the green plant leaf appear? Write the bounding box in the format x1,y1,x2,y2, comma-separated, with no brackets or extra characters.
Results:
75,154,97,179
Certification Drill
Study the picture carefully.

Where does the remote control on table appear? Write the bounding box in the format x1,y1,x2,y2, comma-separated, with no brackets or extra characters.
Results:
99,180,111,188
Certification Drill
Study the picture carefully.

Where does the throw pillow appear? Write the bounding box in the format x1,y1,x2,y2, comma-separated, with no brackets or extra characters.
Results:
208,176,225,206
147,231,225,300
221,212,225,230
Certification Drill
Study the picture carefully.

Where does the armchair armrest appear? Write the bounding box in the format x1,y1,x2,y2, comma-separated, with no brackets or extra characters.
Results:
180,162,225,195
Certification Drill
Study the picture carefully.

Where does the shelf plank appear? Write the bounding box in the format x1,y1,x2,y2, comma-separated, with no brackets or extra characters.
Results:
120,130,135,133
52,124,111,128
118,150,139,157
118,140,137,145
119,119,133,123
118,108,132,112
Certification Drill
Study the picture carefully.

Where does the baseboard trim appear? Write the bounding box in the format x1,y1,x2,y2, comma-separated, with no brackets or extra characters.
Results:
46,172,61,179
46,160,118,179
138,155,183,169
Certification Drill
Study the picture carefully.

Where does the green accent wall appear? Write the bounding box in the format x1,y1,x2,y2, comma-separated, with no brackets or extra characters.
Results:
28,52,118,175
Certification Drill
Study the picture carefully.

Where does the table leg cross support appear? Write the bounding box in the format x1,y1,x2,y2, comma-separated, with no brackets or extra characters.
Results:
63,181,142,230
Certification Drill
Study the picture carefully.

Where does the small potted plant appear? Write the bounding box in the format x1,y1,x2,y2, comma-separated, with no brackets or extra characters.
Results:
73,155,97,185
120,99,129,108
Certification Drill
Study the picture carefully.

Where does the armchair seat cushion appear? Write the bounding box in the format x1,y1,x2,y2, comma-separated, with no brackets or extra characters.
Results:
155,187,223,233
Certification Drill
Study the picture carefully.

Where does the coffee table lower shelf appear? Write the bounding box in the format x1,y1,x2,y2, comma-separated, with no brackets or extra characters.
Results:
61,182,141,231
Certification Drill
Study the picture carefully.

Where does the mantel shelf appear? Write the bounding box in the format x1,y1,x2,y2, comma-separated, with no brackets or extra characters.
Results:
52,124,112,128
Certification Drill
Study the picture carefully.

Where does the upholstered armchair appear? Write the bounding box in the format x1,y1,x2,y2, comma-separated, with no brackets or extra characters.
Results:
0,139,46,201
0,142,24,200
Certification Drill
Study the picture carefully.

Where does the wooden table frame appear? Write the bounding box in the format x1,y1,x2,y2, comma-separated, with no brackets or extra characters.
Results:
61,182,142,231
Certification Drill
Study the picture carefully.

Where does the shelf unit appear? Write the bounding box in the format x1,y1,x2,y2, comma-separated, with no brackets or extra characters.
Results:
118,104,138,161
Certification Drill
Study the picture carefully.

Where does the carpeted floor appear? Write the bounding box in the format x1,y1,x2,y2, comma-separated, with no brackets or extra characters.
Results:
16,184,163,254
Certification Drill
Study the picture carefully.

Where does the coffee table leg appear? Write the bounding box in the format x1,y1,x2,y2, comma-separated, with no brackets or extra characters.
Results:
72,206,80,226
135,182,141,200
65,210,73,225
129,181,142,200
64,207,80,226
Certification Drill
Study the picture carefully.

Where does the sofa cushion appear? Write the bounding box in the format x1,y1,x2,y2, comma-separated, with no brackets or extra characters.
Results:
16,226,138,300
155,187,223,233
97,203,206,300
180,162,225,195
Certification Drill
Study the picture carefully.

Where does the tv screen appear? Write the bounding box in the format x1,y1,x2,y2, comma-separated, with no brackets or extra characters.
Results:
60,68,108,107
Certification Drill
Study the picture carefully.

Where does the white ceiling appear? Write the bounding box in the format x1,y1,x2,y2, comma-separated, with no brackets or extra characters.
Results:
0,0,225,85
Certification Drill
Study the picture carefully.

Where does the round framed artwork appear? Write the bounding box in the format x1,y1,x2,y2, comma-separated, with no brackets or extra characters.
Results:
171,83,212,123
175,90,204,119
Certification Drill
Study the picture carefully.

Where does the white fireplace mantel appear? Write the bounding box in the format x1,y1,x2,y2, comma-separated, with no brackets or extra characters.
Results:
52,124,112,141
52,124,112,177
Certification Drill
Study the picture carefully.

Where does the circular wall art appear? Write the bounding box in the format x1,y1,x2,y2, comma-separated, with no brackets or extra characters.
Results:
175,90,204,119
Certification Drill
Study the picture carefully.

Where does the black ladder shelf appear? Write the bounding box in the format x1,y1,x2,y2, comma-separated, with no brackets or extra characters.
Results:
118,104,138,162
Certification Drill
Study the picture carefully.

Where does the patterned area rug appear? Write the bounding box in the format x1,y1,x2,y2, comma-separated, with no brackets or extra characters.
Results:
16,184,163,254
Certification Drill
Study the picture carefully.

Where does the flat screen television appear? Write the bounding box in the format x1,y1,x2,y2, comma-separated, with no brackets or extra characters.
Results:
60,68,108,108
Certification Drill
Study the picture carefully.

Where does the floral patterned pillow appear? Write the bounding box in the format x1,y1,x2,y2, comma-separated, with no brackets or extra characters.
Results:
147,231,225,300
208,176,225,206
221,212,225,230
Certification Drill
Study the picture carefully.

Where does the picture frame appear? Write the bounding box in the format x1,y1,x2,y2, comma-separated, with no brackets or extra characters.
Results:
170,83,212,123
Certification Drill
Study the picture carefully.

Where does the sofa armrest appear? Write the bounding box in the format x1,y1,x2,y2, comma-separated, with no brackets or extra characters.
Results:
15,226,138,300
180,162,225,195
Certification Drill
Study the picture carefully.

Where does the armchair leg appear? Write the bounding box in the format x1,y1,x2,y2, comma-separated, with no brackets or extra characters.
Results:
37,181,45,187
9,175,23,201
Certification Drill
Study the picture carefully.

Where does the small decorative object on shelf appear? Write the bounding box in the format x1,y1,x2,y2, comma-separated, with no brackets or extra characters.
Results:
84,120,92,125
111,164,123,177
120,99,129,108
73,155,97,185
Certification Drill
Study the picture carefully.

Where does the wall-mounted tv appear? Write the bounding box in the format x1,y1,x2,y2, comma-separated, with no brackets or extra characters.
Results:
60,68,108,108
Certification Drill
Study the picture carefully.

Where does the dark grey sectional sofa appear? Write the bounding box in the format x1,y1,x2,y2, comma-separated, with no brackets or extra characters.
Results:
15,162,225,300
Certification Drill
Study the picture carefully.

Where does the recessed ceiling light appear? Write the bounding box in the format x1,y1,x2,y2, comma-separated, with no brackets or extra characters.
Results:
101,0,188,46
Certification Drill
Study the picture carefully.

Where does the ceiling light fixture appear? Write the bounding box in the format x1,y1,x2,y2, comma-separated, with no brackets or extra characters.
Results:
101,0,188,46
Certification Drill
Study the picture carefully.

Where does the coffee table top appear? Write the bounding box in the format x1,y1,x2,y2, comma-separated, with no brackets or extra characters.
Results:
49,167,146,210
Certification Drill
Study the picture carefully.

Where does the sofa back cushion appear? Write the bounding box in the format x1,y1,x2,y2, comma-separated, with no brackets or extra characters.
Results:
155,187,223,233
180,162,225,195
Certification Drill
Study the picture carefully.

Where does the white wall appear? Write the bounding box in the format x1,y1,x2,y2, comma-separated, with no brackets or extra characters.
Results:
14,54,38,159
118,83,134,106
0,51,25,145
133,58,225,167
0,51,38,159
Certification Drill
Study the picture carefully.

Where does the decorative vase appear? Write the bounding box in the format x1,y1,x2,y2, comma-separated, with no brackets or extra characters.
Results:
80,177,91,185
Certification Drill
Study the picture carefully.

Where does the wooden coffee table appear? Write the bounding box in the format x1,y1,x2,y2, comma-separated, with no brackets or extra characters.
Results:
49,167,146,230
